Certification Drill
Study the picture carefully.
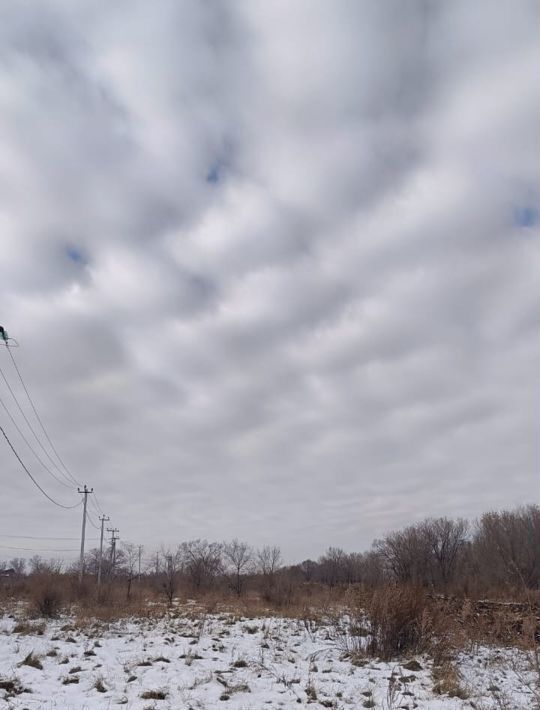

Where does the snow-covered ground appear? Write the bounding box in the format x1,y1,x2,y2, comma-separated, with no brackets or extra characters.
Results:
0,608,536,709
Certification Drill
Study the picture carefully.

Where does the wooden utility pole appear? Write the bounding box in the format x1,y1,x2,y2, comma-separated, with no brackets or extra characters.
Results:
78,485,93,583
107,528,119,577
97,515,110,590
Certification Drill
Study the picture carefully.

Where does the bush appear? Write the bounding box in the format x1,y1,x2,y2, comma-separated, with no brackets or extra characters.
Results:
364,586,432,660
31,581,63,618
39,592,62,617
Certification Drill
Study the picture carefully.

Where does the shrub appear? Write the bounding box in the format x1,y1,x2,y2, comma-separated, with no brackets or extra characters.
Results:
364,586,432,660
30,578,64,618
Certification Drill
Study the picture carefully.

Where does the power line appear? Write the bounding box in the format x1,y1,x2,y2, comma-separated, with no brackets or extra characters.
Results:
90,494,104,518
86,507,100,531
0,544,80,552
92,492,105,516
90,496,100,516
0,534,99,541
0,334,111,533
0,424,82,509
0,391,73,489
0,360,74,488
6,345,81,486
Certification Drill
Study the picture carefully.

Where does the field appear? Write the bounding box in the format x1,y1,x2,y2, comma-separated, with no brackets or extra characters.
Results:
0,603,536,709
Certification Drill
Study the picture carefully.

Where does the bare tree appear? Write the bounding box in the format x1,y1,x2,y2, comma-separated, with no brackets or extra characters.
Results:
421,517,469,588
318,547,349,587
107,545,126,580
374,525,432,586
28,555,44,574
257,545,282,576
361,550,386,587
179,540,223,592
121,543,139,600
8,558,26,577
223,539,253,596
160,546,182,605
29,556,64,575
473,506,540,589
256,545,282,601
298,559,317,583
84,548,101,577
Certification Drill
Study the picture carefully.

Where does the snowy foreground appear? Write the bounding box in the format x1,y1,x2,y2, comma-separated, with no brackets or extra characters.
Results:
0,609,536,709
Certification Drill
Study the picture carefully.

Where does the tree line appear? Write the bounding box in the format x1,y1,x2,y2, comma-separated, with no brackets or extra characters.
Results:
2,504,539,601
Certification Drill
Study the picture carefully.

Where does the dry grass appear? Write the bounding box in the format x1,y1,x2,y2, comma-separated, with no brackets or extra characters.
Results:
0,677,29,697
94,677,107,693
13,620,46,635
364,586,434,660
18,651,43,670
30,583,64,619
432,661,469,699
333,586,465,667
2,573,536,667
140,689,167,699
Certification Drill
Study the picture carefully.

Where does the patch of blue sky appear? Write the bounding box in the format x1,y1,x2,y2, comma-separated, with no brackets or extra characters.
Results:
206,162,222,184
66,245,86,265
513,205,538,228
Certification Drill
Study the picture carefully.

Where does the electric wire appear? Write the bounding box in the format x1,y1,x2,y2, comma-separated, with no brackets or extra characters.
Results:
0,544,79,552
0,392,73,489
6,344,81,486
4,345,79,486
0,534,98,541
92,492,105,516
90,495,102,517
0,340,110,525
86,508,100,531
0,359,75,488
0,424,82,509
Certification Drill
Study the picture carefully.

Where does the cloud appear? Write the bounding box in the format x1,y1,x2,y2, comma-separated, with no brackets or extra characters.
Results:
0,0,538,561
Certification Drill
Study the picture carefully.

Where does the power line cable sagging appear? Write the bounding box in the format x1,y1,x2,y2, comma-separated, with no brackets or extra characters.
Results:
0,424,82,509
5,345,81,486
0,360,75,489
0,335,108,520
85,507,100,531
92,492,105,516
0,390,73,489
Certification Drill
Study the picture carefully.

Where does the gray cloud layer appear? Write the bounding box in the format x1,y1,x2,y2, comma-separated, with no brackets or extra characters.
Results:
0,0,538,561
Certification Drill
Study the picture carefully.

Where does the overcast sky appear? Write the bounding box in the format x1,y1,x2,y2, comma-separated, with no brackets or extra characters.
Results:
0,0,538,564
